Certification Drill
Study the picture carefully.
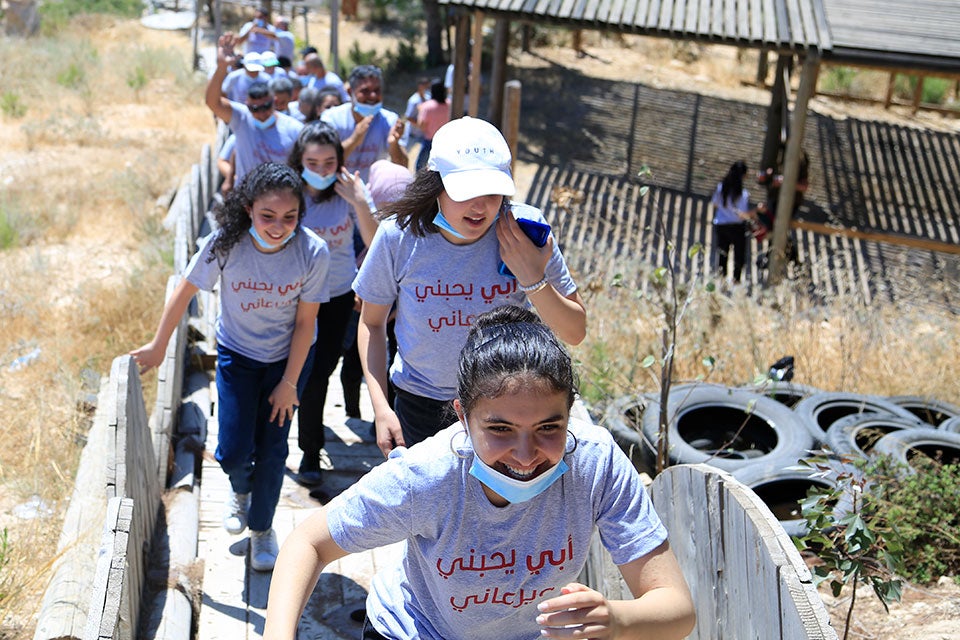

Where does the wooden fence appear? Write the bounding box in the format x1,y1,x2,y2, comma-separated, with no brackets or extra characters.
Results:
33,128,222,640
580,463,837,639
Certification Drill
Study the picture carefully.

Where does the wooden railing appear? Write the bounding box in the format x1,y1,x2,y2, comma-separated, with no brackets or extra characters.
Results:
33,128,223,640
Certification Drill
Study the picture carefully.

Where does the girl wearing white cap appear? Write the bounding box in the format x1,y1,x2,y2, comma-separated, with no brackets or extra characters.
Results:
353,116,586,457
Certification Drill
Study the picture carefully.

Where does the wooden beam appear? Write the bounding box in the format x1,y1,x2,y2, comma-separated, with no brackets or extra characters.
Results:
488,18,510,127
469,10,484,117
503,80,522,178
791,220,960,255
769,52,820,284
452,11,470,119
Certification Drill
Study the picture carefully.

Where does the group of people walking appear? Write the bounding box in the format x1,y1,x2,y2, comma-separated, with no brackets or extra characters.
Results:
130,8,695,639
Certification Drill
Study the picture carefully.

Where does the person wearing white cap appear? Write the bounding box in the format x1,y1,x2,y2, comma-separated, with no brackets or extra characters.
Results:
353,116,586,457
221,51,270,103
207,33,303,183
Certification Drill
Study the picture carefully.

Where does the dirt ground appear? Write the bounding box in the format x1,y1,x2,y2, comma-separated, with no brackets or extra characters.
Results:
2,7,957,638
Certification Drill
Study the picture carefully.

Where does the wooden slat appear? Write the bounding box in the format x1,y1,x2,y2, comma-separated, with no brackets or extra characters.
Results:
697,0,712,33
722,0,736,39
684,0,700,34
671,0,687,32
762,0,778,44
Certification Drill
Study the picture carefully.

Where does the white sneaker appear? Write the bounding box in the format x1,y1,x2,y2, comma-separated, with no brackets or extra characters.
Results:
223,491,249,535
249,528,279,572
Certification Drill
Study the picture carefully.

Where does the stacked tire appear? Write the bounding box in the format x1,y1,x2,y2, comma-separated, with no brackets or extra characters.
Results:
602,384,960,537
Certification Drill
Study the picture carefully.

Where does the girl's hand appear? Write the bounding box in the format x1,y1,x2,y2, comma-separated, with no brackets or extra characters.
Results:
268,379,300,425
496,209,552,287
374,409,405,458
334,169,370,208
536,583,615,639
130,342,165,375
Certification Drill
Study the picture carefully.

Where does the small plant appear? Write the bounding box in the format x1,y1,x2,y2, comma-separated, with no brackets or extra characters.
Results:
821,66,857,94
1,92,27,119
126,65,148,100
795,452,906,640
56,62,86,89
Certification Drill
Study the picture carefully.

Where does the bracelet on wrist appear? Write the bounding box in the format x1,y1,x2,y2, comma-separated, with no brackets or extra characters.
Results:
281,375,298,390
518,275,549,294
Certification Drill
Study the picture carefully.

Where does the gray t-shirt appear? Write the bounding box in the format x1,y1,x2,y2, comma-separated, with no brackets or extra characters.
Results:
229,102,303,183
353,202,577,400
320,102,406,182
301,195,360,298
186,228,330,363
327,418,668,640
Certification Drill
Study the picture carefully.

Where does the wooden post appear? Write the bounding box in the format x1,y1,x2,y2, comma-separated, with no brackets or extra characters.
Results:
884,72,896,108
329,2,338,74
503,80,521,178
912,75,925,114
572,29,583,57
487,18,510,127
756,48,769,86
760,55,792,175
214,0,221,43
769,53,820,285
302,6,310,51
469,10,484,117
451,11,470,119
521,23,531,52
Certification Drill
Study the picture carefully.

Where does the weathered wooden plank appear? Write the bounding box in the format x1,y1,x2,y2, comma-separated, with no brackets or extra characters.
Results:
762,0,778,44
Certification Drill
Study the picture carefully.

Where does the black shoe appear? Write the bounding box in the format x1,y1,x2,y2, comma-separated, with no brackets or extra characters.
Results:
297,451,323,487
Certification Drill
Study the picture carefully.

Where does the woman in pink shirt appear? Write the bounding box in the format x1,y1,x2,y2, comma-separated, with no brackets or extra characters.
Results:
415,79,451,170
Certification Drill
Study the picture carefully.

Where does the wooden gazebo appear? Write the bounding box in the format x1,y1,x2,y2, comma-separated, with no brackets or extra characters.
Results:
437,0,960,282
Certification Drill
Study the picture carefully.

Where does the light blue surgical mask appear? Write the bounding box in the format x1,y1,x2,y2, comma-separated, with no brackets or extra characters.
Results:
469,452,569,504
301,166,337,190
465,419,569,504
249,225,296,250
253,113,277,130
353,101,382,118
433,210,467,239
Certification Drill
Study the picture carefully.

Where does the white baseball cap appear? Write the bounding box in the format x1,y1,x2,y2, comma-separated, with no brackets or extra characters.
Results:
427,116,515,202
261,51,280,67
243,52,264,72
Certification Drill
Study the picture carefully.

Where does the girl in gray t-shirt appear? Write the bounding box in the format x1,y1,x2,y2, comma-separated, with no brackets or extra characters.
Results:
131,163,330,573
353,117,587,457
263,305,695,640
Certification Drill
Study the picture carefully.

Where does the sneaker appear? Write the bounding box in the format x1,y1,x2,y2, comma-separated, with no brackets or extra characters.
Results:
249,528,279,571
297,451,323,487
223,491,249,535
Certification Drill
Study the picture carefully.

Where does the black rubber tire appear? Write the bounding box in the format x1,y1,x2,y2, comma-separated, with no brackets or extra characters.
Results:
825,413,937,460
871,429,960,472
739,381,822,409
792,392,922,446
732,463,837,538
887,395,960,428
640,385,814,472
602,394,657,474
941,417,960,434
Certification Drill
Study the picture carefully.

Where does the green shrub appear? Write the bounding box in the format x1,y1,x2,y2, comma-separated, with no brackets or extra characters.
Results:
40,0,142,34
1,92,27,119
881,458,960,583
821,66,857,94
0,209,19,250
56,62,86,89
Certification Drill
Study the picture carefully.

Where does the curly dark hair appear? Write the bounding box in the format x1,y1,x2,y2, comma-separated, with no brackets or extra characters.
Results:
207,162,305,262
288,121,344,204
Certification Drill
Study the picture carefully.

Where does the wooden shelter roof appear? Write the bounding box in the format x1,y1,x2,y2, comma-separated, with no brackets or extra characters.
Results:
822,0,960,73
439,0,960,72
438,0,830,51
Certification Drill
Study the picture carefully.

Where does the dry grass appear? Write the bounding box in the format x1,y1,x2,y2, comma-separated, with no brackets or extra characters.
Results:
573,275,960,412
0,16,210,635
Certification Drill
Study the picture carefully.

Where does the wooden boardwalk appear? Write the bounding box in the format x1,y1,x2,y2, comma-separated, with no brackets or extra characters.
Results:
197,366,400,640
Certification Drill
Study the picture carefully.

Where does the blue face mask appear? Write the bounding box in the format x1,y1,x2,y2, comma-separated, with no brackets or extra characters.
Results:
302,167,337,191
253,113,276,130
353,101,382,118
249,225,296,250
465,419,570,504
433,210,467,239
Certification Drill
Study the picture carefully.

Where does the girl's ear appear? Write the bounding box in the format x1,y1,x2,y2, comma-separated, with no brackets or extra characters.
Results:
453,399,465,424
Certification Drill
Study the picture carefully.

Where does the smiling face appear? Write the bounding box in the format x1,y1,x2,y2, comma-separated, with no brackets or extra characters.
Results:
350,76,382,105
302,142,339,178
459,379,570,500
436,191,503,244
248,189,300,252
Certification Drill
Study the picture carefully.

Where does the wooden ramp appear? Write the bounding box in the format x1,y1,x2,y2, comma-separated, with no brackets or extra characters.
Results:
197,367,399,640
